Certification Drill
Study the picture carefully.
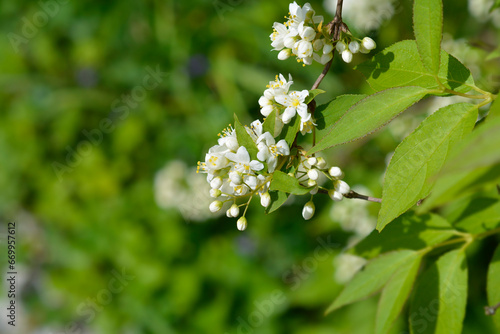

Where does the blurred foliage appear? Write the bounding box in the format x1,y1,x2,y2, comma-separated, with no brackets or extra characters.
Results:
0,0,498,333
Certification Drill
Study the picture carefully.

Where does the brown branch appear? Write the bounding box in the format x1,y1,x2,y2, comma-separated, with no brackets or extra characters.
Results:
317,189,382,203
344,190,382,203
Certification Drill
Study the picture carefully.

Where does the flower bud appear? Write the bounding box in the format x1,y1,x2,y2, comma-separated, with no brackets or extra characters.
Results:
316,157,327,169
209,200,223,213
323,42,333,54
307,178,317,187
210,189,222,198
210,176,223,189
229,204,240,217
307,169,319,181
329,189,343,201
349,41,360,54
229,171,243,185
342,50,353,63
300,26,316,41
336,41,347,53
284,36,296,49
307,157,317,166
313,39,324,52
302,201,315,220
226,208,233,217
329,166,344,178
260,192,271,208
336,180,350,194
278,49,292,60
237,217,248,231
297,40,313,58
310,186,318,195
362,37,376,51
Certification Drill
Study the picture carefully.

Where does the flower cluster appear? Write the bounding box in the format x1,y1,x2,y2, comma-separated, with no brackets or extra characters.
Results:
270,2,334,65
271,1,376,66
336,36,376,63
197,114,290,230
258,74,314,134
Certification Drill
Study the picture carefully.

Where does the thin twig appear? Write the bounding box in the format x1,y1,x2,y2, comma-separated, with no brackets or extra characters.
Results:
485,302,500,316
344,190,382,203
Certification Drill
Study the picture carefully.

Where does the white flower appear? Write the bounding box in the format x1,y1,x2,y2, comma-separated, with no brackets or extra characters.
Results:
275,90,310,124
342,50,353,63
270,22,289,50
349,41,360,54
329,166,344,178
237,217,248,231
217,125,239,152
210,176,223,189
295,40,314,59
229,171,243,185
260,192,271,208
302,200,316,220
256,132,290,172
278,49,292,60
300,118,316,134
307,157,317,166
361,37,376,51
200,145,230,174
307,169,319,181
226,146,264,173
298,21,316,41
229,203,240,217
209,200,223,212
329,189,343,201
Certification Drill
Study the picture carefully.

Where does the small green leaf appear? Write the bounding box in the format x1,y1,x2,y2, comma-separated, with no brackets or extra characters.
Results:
309,86,429,155
234,114,259,160
378,103,478,231
326,250,417,314
280,114,301,147
409,249,468,334
265,190,289,214
351,212,456,260
262,109,277,136
356,40,475,93
269,170,311,195
315,94,367,142
304,89,325,105
487,245,500,331
375,253,422,334
414,0,443,75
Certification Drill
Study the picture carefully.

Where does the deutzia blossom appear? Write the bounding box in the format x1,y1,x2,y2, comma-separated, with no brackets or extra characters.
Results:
226,146,264,174
275,90,310,124
256,132,290,172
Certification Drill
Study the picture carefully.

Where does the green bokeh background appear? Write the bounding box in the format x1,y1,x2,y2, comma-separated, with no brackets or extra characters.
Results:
0,0,499,333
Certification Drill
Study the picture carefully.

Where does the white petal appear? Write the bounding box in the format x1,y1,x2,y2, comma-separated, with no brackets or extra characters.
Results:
250,160,264,171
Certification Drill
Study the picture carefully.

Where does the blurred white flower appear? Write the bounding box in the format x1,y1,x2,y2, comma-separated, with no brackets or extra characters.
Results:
468,0,500,27
155,160,220,221
334,253,367,283
324,0,398,32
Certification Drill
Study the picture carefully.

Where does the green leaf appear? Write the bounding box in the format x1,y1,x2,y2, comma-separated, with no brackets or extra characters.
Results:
280,114,301,147
309,86,429,155
265,190,289,214
326,250,418,314
375,253,422,334
269,170,311,195
304,89,325,105
409,249,468,334
351,212,456,260
413,0,443,75
262,109,277,136
356,40,475,93
314,94,367,142
487,244,500,331
437,116,500,176
487,97,500,121
446,196,500,234
378,103,478,231
234,114,258,160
